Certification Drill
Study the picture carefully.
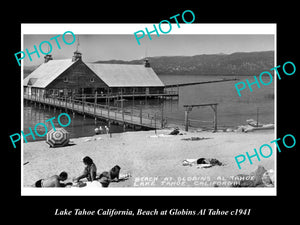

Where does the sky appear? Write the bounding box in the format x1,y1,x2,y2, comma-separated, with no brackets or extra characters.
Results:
23,34,274,67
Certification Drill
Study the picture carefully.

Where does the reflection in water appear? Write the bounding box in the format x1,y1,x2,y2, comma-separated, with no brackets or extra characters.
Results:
23,102,131,142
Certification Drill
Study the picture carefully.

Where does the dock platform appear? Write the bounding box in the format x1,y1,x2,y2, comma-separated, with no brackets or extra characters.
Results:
24,94,165,130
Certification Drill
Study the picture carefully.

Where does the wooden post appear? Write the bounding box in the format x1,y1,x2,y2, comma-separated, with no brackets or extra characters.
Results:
72,94,74,112
184,108,190,132
132,88,135,106
94,91,97,117
121,99,124,122
108,120,111,138
105,90,108,108
154,113,157,135
214,104,217,131
82,94,85,116
65,96,67,111
211,104,217,132
139,101,142,125
107,91,110,119
161,100,164,128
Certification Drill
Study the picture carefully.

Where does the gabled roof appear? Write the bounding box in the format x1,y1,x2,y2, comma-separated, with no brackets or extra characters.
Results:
23,59,76,88
86,63,165,87
23,60,165,88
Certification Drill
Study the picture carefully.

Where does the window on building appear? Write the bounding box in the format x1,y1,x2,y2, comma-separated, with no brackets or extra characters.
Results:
90,77,95,82
63,77,68,82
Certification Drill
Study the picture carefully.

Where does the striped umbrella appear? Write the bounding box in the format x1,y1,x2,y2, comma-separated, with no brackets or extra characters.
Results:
46,128,70,147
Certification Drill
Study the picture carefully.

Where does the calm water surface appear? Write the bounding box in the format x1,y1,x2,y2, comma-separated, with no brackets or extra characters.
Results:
23,74,275,142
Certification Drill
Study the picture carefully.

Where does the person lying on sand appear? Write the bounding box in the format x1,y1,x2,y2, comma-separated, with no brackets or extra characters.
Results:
97,165,131,187
35,171,68,187
182,158,223,168
109,165,121,181
73,156,97,182
69,165,130,188
97,165,121,187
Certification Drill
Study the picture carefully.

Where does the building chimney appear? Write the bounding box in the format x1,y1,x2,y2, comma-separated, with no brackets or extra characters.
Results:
144,58,150,67
72,51,82,62
44,54,53,63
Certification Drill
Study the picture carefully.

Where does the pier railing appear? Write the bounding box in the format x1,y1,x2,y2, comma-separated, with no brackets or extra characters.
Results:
24,94,165,129
71,90,178,99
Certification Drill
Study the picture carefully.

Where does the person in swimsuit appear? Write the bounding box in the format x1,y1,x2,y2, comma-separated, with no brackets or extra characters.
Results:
97,165,121,187
74,156,97,182
35,171,68,187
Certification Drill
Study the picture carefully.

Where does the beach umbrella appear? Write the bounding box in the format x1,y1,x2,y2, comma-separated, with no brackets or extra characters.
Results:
46,128,70,147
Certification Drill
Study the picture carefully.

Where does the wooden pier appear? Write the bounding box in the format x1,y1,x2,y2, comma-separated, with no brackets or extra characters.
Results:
164,78,239,88
24,94,165,130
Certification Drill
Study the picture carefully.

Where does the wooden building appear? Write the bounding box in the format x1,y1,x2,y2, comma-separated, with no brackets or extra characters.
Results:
23,52,165,99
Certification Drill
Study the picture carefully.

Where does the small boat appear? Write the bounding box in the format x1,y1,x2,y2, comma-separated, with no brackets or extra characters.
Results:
244,123,274,132
246,119,263,127
252,123,274,130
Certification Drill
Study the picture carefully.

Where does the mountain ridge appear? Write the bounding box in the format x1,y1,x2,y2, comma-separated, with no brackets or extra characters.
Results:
94,51,274,75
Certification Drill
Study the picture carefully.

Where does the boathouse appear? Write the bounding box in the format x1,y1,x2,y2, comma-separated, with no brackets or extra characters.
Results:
23,52,165,99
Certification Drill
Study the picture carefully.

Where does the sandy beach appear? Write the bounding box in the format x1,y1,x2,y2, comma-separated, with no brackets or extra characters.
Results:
23,128,275,188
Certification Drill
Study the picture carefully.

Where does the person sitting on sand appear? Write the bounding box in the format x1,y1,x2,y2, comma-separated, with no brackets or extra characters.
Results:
169,128,180,135
74,156,97,182
35,171,68,188
169,127,184,135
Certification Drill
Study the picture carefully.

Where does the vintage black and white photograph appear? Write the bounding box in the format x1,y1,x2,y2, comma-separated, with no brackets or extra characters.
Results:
20,24,276,195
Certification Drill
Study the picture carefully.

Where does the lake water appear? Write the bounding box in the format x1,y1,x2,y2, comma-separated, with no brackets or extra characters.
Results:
23,74,274,142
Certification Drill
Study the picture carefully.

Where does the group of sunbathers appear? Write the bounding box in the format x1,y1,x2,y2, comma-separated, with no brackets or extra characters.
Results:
35,156,122,188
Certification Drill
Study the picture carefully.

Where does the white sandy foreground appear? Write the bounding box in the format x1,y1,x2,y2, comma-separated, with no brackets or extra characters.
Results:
23,129,275,188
